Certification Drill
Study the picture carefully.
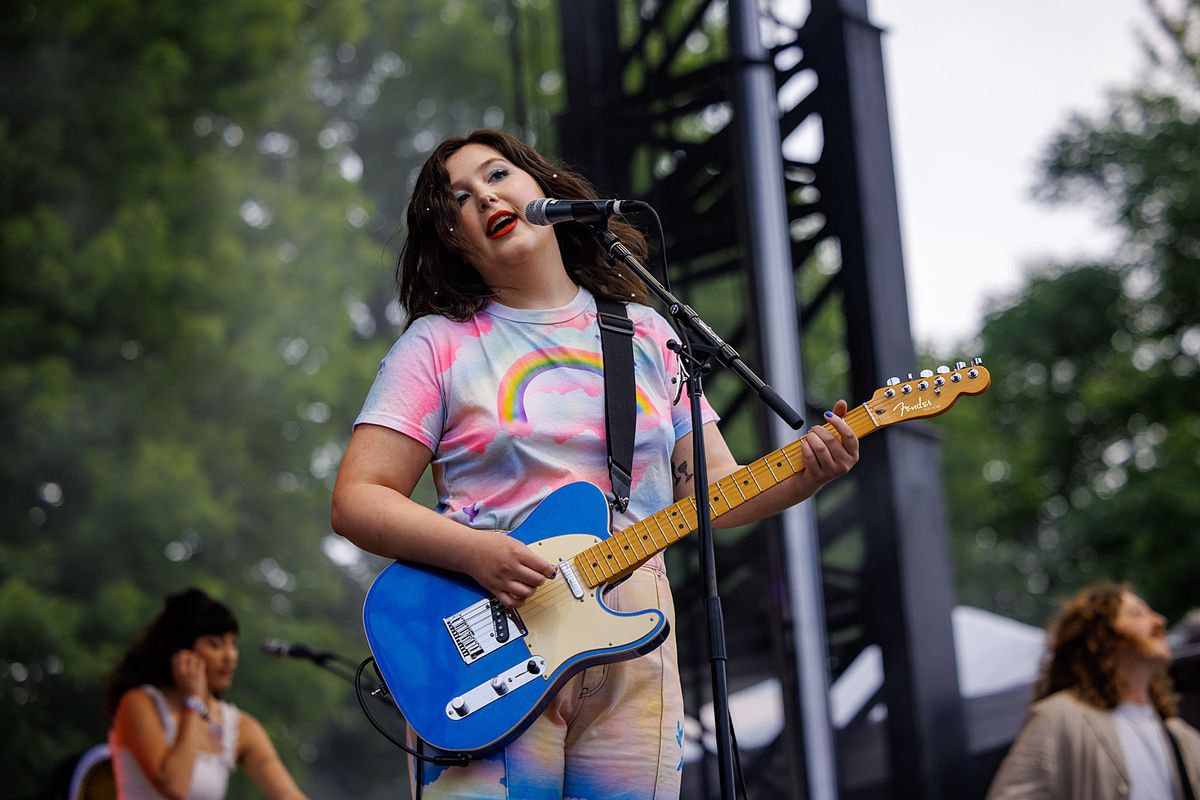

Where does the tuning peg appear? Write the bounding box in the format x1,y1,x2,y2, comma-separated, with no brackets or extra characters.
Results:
906,373,914,380
954,361,967,370
919,369,934,378
971,356,983,365
886,377,901,386
936,365,950,374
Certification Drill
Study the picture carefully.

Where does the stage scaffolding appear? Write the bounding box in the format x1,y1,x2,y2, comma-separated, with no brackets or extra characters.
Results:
555,1,968,797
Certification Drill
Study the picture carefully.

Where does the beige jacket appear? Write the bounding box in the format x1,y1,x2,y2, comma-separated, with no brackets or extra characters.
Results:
987,690,1200,800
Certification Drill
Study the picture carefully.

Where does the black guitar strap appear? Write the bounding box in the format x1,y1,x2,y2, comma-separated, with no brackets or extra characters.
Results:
1165,717,1198,800
595,298,635,513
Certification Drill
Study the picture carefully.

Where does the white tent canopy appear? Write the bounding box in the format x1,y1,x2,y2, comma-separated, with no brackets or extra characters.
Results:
684,605,1044,762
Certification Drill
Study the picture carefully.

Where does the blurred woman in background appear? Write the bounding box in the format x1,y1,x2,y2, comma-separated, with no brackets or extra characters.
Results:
105,588,308,800
987,582,1200,800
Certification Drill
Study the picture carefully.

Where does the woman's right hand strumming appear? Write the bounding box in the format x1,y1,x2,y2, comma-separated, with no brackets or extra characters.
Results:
467,530,556,609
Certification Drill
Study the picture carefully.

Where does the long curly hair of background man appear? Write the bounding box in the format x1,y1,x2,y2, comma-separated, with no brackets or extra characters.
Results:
104,588,239,721
397,128,652,324
1034,582,1177,717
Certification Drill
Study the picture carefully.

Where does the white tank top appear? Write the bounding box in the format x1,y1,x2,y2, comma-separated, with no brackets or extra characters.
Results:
109,685,240,800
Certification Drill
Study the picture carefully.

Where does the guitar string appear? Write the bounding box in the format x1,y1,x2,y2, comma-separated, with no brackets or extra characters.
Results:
515,382,989,622
484,384,982,621
515,408,879,623
514,389,989,627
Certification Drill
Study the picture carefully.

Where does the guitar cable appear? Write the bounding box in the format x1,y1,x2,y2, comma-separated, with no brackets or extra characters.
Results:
354,656,472,768
729,713,749,800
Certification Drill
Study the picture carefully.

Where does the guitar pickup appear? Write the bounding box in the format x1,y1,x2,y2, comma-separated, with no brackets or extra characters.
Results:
489,598,511,642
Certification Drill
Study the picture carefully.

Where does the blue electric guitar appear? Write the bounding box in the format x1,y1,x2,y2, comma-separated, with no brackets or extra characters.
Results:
363,363,991,754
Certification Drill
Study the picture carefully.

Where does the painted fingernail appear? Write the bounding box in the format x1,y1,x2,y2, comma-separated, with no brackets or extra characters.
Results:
824,411,834,419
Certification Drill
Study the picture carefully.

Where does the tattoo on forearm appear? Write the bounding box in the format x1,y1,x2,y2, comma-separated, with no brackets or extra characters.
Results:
673,460,693,487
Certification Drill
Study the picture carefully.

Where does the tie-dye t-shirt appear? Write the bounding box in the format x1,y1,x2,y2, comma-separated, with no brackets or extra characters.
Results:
354,286,718,536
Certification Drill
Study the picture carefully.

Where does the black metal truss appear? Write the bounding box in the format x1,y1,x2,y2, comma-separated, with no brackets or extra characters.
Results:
556,1,968,798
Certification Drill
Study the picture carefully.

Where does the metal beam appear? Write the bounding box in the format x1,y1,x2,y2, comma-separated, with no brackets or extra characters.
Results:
556,1,968,797
806,0,969,796
727,1,838,798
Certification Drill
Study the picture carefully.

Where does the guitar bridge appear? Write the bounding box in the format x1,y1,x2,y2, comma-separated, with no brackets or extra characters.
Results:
444,598,527,665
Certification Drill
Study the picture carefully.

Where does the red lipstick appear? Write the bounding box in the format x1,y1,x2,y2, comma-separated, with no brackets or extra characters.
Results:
487,210,518,239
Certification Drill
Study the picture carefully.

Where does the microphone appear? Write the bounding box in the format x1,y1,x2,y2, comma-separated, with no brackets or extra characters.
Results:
524,198,648,226
260,639,329,661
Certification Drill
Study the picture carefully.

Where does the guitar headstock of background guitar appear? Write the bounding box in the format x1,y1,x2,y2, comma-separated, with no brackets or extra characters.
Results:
864,358,991,427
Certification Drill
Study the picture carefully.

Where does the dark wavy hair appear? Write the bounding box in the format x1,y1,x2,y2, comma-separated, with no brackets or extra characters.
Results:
396,129,652,324
1034,582,1176,717
104,588,239,721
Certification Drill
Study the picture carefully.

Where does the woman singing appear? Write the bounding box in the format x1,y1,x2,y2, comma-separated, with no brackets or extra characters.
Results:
331,128,859,798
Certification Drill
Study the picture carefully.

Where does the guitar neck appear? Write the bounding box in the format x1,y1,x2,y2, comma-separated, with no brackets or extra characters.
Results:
570,404,882,588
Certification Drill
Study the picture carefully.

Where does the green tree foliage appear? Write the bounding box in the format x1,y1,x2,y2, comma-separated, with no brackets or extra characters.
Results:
936,0,1200,624
323,0,564,247
0,0,571,794
0,0,407,796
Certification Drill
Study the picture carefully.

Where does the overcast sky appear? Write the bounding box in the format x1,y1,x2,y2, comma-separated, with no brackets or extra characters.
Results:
868,0,1153,349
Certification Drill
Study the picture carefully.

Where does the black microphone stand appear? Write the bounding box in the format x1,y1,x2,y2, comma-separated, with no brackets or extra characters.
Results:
290,648,361,685
275,644,471,774
264,643,381,697
588,223,804,800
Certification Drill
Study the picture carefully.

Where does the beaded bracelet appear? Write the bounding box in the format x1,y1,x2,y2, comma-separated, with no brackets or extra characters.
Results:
183,695,224,740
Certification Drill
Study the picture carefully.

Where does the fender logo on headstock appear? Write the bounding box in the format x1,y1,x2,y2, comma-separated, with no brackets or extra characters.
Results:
893,397,934,418
866,360,992,427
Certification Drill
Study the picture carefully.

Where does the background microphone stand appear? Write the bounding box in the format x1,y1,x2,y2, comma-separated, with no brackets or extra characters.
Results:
261,640,362,684
588,222,805,800
263,640,471,775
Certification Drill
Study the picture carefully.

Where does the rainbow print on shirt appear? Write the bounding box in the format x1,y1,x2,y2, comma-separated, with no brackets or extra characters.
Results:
497,346,654,424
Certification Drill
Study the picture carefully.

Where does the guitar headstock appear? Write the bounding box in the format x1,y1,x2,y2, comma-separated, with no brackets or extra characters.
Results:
865,359,991,426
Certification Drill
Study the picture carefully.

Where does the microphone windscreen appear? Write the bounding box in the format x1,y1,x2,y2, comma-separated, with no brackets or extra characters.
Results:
260,639,287,657
524,198,552,226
